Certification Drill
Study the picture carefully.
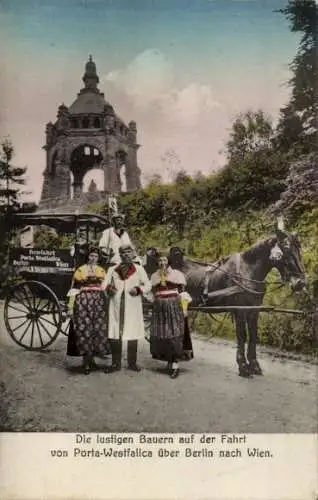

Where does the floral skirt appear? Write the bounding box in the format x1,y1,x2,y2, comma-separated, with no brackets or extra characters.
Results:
67,290,110,357
150,296,193,362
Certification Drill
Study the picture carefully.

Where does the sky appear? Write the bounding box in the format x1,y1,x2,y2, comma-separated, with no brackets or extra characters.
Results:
0,0,300,202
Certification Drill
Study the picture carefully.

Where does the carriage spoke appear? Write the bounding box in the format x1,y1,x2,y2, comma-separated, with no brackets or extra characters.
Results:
21,286,33,309
7,314,28,320
32,295,43,310
38,315,59,328
18,320,33,343
11,317,30,333
7,304,29,314
35,319,45,347
31,291,36,310
12,291,28,305
37,318,54,341
34,299,51,313
36,299,60,316
30,321,35,348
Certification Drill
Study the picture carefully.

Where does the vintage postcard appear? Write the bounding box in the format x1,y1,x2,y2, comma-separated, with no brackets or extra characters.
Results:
0,0,317,499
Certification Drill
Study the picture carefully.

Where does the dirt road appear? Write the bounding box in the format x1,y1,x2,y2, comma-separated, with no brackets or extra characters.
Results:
1,303,316,433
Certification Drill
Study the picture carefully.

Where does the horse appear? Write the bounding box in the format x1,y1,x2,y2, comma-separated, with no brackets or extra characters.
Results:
168,222,307,377
142,247,161,278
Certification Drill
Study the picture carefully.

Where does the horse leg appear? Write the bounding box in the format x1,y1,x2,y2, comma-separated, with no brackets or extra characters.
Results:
246,312,263,375
235,313,250,378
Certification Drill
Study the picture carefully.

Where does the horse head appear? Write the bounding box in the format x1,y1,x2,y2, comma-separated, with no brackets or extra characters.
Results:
268,218,307,292
144,247,160,276
168,247,185,269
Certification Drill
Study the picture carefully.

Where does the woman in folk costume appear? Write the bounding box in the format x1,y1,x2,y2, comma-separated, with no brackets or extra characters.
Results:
66,247,110,374
150,254,193,379
104,244,151,372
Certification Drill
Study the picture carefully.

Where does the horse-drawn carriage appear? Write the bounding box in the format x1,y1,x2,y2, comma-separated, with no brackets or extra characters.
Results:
3,211,312,377
4,212,111,350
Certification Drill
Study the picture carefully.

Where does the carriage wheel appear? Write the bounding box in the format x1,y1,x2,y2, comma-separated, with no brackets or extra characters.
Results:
58,316,71,337
4,280,62,350
53,301,70,337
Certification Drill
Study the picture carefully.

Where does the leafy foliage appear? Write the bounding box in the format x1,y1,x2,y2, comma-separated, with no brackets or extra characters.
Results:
0,138,27,212
276,0,318,155
0,139,28,291
226,110,274,162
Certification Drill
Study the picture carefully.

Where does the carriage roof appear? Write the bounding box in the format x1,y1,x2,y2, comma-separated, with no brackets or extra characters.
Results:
10,212,110,232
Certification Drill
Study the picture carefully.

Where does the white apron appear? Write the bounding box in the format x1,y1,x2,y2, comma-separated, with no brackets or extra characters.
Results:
104,264,151,341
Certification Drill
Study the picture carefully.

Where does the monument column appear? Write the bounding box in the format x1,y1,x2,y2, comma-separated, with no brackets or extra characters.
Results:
112,155,122,193
73,175,83,198
104,155,120,193
40,170,52,201
126,144,141,191
126,120,141,191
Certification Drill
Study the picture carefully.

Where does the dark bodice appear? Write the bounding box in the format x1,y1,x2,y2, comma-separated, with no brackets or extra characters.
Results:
153,281,184,293
73,275,104,288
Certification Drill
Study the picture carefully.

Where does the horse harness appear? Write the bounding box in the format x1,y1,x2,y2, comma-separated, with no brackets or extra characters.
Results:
202,252,268,298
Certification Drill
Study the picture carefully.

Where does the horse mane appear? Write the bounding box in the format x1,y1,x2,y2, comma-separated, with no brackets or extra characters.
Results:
242,236,274,263
182,236,275,270
169,236,276,271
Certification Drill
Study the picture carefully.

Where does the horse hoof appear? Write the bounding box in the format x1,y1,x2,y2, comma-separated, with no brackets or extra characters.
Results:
249,362,263,376
239,371,253,378
238,365,252,378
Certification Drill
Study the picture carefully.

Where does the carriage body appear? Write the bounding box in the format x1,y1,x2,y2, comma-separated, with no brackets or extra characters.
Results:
4,212,110,350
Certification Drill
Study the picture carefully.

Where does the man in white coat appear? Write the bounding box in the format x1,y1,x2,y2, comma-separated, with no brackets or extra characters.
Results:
99,213,135,265
104,244,152,372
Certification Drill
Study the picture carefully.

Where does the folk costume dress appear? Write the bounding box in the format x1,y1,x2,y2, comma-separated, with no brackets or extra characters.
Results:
150,267,188,362
105,263,152,341
66,264,110,357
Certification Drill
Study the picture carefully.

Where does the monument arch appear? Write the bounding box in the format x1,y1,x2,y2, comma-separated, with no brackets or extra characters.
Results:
39,55,141,208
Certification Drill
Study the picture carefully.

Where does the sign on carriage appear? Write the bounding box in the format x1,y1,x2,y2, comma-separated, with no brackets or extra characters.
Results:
10,248,74,274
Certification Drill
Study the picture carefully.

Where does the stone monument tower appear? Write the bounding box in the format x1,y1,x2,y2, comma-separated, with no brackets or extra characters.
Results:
40,56,141,207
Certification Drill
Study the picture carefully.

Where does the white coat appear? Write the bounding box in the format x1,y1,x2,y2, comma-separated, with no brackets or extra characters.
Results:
98,227,134,264
104,264,151,341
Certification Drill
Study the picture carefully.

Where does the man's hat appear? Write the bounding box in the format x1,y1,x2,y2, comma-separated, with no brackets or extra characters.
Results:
119,244,133,253
111,213,125,223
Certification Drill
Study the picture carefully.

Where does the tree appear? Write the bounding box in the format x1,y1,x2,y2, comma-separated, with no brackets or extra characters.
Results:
274,103,304,154
173,169,192,185
194,170,206,182
213,149,289,211
146,173,163,186
276,0,318,154
225,110,274,163
0,139,28,291
0,138,27,213
163,191,192,238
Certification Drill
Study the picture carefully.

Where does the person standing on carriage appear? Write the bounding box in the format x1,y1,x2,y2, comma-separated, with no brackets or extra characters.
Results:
149,253,194,379
98,213,136,266
103,244,151,373
66,247,110,374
